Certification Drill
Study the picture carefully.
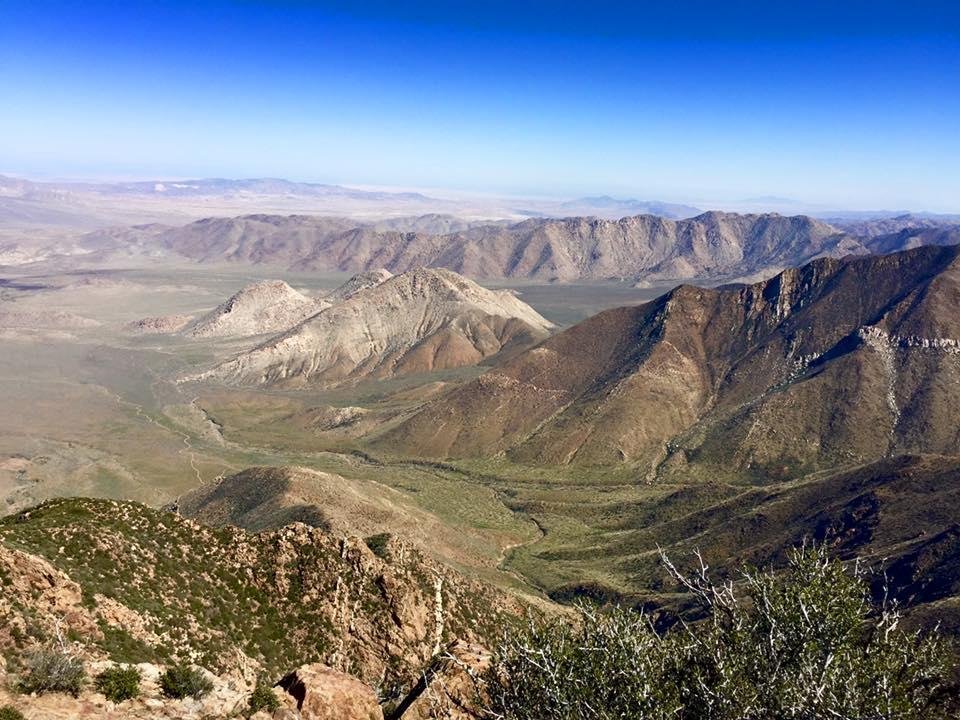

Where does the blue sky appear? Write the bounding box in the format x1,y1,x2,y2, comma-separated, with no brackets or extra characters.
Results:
1,1,958,210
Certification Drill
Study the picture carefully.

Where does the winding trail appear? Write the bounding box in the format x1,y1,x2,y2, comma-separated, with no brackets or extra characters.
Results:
102,387,204,484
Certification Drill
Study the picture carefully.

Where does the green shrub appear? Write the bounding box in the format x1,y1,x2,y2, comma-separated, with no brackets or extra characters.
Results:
0,706,26,720
486,546,957,720
159,664,213,699
248,680,281,714
17,646,86,697
94,664,141,702
364,532,392,560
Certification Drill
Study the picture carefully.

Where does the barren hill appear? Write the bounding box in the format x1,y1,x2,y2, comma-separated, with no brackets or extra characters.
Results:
382,245,960,476
186,279,324,338
190,267,554,387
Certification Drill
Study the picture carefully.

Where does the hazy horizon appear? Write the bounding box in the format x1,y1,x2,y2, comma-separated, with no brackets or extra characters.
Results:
2,1,959,212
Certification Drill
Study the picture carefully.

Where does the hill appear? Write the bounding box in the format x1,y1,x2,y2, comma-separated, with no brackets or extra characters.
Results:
185,279,324,339
190,267,555,387
0,497,521,687
381,244,960,475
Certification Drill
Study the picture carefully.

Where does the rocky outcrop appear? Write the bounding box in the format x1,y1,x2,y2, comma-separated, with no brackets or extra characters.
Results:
325,269,393,302
278,663,383,720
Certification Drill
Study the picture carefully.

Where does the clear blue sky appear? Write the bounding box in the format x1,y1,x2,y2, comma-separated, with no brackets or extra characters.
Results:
1,1,958,210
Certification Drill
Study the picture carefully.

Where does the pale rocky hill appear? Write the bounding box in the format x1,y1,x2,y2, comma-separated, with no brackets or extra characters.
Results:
189,268,554,387
186,280,325,339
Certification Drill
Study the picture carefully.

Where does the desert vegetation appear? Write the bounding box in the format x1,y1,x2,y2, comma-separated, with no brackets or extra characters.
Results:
485,546,957,720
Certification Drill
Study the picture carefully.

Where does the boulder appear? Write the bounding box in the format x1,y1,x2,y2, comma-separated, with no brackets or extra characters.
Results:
278,663,383,720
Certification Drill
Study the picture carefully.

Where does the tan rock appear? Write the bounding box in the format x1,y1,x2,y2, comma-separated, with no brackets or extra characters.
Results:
278,663,383,720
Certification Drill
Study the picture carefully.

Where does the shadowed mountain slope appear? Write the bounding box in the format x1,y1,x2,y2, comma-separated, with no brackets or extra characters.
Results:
382,245,960,476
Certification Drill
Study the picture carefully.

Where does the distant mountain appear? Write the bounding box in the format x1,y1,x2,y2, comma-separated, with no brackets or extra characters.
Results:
556,196,702,219
382,245,960,474
830,213,960,238
123,211,861,284
188,267,554,387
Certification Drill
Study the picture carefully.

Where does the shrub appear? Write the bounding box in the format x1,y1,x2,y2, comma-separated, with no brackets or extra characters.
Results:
159,664,213,699
486,546,956,720
17,646,86,697
0,707,26,720
248,680,281,714
94,664,141,702
364,532,392,560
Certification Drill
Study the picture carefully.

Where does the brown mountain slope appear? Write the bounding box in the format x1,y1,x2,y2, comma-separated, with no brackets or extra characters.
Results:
190,268,554,387
381,245,960,476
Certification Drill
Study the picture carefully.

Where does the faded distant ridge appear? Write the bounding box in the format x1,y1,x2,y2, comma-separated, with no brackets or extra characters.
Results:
382,244,960,474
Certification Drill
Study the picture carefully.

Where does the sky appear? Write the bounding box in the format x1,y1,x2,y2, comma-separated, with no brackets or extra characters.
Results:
1,1,959,211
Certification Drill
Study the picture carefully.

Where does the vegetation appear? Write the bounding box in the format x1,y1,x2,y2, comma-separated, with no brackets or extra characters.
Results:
16,646,86,697
364,532,393,560
485,546,957,720
0,707,26,720
248,680,282,714
94,664,141,702
159,664,213,700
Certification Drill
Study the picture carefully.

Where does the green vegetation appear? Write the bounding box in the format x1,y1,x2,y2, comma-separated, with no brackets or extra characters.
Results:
16,646,86,697
0,707,26,720
364,532,393,560
94,664,141,702
159,664,213,700
248,681,282,714
486,546,957,720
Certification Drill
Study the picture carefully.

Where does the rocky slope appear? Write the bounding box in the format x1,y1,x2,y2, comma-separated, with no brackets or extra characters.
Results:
190,268,554,387
185,280,325,339
381,245,960,476
0,498,521,689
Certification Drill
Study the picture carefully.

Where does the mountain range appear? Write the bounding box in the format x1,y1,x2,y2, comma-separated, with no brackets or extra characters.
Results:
73,210,960,285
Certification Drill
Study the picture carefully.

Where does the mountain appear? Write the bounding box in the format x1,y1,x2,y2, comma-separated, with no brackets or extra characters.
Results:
189,268,555,387
185,279,324,339
381,245,960,476
826,213,960,235
866,226,960,254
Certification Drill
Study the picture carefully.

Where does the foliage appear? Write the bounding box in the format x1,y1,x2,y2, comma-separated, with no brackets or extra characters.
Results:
16,646,86,697
364,532,393,560
248,680,281,714
485,546,956,720
94,664,141,702
0,707,26,720
159,664,213,699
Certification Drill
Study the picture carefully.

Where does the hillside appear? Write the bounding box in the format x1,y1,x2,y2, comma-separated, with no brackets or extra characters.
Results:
0,497,520,687
185,279,324,338
382,245,960,475
190,267,555,387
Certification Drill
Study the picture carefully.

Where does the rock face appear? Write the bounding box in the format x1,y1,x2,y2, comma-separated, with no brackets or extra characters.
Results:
191,268,554,387
186,280,324,338
382,245,960,475
278,663,383,720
